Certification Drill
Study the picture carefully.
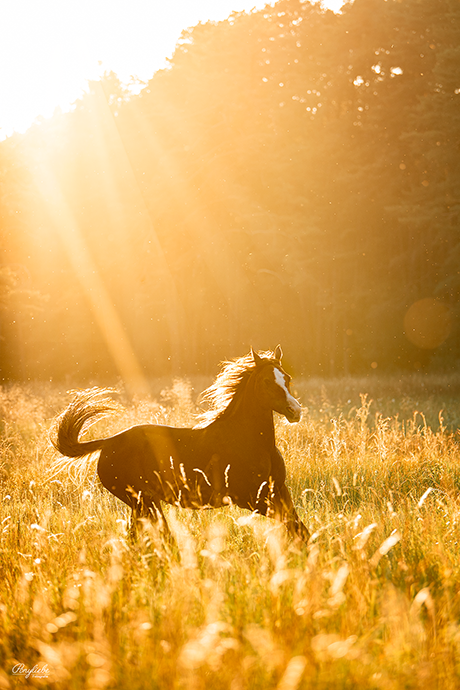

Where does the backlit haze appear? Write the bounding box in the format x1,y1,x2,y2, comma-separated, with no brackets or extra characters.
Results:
2,0,450,389
0,0,343,139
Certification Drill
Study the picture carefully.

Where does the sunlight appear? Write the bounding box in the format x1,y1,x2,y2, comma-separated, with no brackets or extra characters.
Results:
31,159,150,397
92,82,184,369
0,0,264,138
0,0,344,138
117,86,248,347
2,0,366,381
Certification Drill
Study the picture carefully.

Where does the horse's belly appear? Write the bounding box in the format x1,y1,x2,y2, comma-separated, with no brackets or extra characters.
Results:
199,449,273,510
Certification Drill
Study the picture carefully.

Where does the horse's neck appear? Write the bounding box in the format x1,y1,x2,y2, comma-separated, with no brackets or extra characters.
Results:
217,384,275,440
244,406,275,440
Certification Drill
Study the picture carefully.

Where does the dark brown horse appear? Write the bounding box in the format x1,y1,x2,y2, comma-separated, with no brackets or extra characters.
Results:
52,346,309,544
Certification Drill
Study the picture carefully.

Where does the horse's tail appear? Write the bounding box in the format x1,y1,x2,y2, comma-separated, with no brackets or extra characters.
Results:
52,387,121,458
49,387,122,485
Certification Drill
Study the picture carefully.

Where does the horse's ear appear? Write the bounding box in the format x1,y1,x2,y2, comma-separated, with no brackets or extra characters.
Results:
274,344,283,362
251,347,263,367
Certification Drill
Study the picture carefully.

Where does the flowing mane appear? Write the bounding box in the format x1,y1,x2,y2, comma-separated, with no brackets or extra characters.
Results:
196,349,278,426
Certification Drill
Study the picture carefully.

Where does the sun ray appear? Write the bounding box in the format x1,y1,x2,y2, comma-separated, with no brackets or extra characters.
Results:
107,82,253,339
32,162,150,398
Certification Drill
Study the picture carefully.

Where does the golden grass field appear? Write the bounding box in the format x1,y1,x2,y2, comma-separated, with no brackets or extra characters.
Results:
1,375,460,689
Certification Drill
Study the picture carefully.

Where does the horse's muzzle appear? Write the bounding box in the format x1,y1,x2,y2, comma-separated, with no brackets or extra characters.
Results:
285,402,302,423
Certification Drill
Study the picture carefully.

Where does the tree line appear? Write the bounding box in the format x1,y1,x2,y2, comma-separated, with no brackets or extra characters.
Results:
1,0,459,386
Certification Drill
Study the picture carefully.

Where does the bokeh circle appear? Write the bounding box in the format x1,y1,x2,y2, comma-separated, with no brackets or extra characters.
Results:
404,298,452,349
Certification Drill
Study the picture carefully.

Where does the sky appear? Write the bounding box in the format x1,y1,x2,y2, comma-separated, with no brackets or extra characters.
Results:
0,0,344,140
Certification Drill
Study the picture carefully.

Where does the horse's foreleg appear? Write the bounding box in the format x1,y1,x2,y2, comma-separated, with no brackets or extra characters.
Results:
148,500,175,545
129,505,141,541
271,483,310,545
128,493,173,544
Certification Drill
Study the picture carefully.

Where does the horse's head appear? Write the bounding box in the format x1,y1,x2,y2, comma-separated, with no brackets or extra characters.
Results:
252,346,302,423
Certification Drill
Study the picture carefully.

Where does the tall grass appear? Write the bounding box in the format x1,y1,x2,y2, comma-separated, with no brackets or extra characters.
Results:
1,376,460,688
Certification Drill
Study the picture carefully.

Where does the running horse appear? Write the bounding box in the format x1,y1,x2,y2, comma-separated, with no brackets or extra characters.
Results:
52,346,310,544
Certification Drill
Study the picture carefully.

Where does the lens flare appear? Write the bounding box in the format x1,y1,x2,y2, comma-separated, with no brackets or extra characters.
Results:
403,298,452,349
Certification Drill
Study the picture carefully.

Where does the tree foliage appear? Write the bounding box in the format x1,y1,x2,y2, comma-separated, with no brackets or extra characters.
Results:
1,0,459,383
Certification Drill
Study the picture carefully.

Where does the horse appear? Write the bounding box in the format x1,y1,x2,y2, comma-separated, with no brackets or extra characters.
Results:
52,346,310,544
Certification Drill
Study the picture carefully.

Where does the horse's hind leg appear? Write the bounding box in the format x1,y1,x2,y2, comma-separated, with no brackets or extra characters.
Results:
148,500,175,544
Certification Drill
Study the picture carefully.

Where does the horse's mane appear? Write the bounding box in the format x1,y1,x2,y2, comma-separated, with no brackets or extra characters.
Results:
195,349,278,427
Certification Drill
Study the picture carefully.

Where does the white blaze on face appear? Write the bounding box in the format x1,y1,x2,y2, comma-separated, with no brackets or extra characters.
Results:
273,367,302,419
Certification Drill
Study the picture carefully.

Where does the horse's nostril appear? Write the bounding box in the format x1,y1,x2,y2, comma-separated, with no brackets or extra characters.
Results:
287,404,301,423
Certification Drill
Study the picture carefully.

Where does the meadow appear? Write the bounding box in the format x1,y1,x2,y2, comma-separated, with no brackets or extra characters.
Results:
1,374,460,689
